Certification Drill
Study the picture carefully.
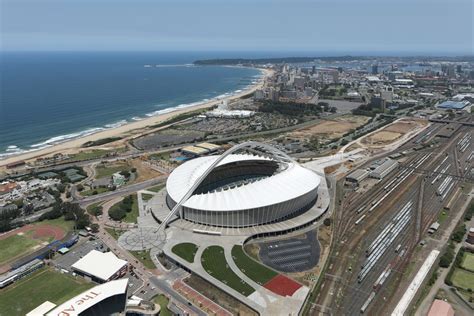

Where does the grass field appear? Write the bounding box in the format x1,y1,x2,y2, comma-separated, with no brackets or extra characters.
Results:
104,227,124,240
68,149,110,161
451,268,474,291
130,250,156,269
461,252,474,272
95,162,130,178
0,218,73,265
123,194,139,223
172,243,198,263
109,194,139,223
0,235,40,265
153,294,172,316
201,245,255,296
0,268,93,315
232,245,277,285
35,218,74,232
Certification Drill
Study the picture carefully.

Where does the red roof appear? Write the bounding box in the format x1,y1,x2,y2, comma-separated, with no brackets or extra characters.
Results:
427,300,454,316
263,274,302,297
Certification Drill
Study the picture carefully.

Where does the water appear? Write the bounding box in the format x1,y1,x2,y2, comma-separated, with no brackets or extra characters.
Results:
0,52,263,158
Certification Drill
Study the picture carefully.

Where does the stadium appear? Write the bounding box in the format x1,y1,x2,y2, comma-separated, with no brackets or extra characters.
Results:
161,142,320,228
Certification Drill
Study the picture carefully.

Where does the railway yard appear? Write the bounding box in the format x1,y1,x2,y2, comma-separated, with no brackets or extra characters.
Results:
308,117,473,315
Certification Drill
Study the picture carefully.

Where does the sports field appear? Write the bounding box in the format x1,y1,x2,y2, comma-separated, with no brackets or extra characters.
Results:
201,245,255,296
451,268,474,291
0,222,67,267
0,268,93,315
172,243,198,263
231,245,277,285
461,252,474,272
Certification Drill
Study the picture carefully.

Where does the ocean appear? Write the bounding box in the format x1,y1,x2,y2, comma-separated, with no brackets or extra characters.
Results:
0,52,263,158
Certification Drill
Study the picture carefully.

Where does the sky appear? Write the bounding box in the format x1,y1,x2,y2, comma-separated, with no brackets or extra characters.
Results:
1,0,473,55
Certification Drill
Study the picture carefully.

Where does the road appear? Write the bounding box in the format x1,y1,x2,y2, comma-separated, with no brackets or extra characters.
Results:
77,176,166,206
94,196,204,315
150,276,207,316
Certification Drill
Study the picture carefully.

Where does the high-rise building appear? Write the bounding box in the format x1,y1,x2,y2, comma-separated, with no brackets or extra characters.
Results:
371,64,379,74
446,65,455,78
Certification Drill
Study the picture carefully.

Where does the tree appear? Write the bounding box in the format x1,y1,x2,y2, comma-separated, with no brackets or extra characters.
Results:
90,223,100,233
76,184,84,192
109,207,126,221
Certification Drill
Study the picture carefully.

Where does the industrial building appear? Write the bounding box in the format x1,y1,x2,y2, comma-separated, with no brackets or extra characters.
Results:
164,148,320,228
181,142,222,157
345,169,369,185
369,158,399,180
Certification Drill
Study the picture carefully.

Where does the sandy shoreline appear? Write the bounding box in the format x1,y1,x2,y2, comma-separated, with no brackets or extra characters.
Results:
0,68,272,167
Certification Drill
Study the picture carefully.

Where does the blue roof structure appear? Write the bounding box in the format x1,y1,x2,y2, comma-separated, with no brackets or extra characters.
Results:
437,100,470,109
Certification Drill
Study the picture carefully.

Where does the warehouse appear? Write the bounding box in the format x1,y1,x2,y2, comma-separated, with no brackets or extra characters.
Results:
369,158,399,180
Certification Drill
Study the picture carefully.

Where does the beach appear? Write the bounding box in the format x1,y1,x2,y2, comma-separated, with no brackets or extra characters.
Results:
0,68,272,168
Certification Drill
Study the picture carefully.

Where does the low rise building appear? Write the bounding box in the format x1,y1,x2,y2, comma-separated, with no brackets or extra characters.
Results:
71,250,128,283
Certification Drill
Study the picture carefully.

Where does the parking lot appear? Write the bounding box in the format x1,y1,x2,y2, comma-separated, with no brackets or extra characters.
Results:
51,237,144,295
258,231,320,273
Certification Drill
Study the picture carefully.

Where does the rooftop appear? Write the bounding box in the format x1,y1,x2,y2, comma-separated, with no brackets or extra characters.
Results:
71,250,127,281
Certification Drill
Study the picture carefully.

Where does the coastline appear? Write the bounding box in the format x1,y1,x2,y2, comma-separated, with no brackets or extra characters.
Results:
0,67,272,167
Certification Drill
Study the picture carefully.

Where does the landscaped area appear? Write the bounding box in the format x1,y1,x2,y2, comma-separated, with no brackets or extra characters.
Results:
451,268,474,291
172,243,198,263
95,161,131,178
130,250,156,269
460,252,474,272
0,268,93,315
153,294,172,316
232,245,277,285
108,194,139,223
80,187,110,197
147,184,165,193
201,245,255,296
104,227,124,240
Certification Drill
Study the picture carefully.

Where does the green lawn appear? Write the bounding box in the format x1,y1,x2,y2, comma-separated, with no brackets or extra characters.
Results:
123,194,139,223
451,268,474,291
80,187,110,197
34,217,75,232
68,149,109,161
130,250,156,269
231,245,277,285
461,252,474,272
147,184,165,193
86,202,103,216
95,163,129,178
0,235,40,265
108,194,139,223
172,243,198,263
0,268,93,315
201,245,255,296
438,210,448,223
153,294,172,316
142,193,154,201
104,227,124,240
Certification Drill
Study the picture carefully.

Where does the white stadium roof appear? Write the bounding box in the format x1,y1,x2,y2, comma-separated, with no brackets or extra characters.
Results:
46,279,128,316
71,250,127,281
166,154,320,211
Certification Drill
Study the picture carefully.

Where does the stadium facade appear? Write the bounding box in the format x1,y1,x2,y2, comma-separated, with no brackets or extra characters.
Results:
164,143,320,228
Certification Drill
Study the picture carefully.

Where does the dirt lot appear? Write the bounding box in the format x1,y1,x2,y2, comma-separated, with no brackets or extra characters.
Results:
290,115,370,141
362,120,422,146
